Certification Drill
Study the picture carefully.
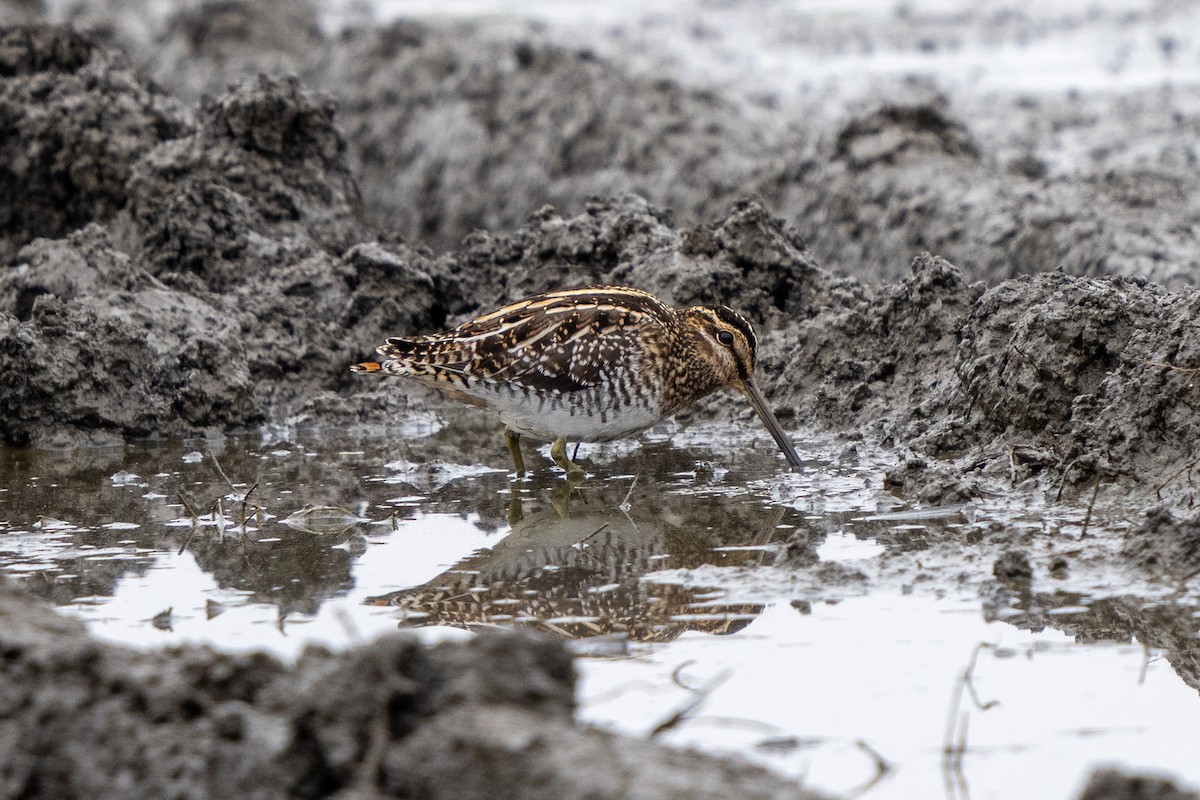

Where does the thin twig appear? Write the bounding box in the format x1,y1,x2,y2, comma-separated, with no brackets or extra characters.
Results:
175,492,201,555
619,474,639,512
177,492,200,520
1055,458,1080,503
1155,457,1199,499
240,482,259,529
578,523,609,546
650,664,731,739
670,660,699,691
209,451,236,491
177,526,198,556
841,739,894,800
1079,478,1102,539
1134,357,1200,374
943,642,998,759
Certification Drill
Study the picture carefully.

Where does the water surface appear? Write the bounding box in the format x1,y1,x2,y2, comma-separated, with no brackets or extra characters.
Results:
1,422,1197,798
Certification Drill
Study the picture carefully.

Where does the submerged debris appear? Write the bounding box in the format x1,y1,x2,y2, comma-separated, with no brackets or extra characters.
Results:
280,505,369,535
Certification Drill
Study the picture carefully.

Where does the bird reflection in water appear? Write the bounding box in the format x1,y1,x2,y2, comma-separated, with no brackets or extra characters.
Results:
368,473,786,642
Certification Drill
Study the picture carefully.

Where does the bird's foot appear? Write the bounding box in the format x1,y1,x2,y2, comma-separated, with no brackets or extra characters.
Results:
550,436,585,481
504,428,527,478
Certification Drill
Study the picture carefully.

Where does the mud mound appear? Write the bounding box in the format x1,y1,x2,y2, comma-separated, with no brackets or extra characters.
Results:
432,195,829,326
0,25,188,263
760,248,1200,501
943,272,1200,491
0,50,439,446
760,93,1200,286
0,579,821,800
0,226,259,448
127,72,361,288
147,0,324,104
321,22,778,252
25,11,1198,290
310,20,1200,288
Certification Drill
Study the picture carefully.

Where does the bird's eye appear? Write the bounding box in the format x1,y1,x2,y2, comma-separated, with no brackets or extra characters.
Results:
717,330,735,346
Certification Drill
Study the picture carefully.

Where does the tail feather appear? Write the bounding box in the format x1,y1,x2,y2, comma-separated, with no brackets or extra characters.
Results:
379,336,422,359
352,334,472,379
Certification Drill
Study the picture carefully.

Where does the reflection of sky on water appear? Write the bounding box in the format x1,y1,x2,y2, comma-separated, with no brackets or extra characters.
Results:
61,512,490,657
580,595,1200,800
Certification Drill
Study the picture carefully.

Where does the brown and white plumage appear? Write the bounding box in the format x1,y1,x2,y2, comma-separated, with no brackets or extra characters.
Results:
352,285,801,476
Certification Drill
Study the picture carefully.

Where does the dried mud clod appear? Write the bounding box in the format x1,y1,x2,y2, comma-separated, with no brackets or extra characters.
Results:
0,25,189,263
0,226,261,448
127,72,362,289
1077,767,1200,800
1122,506,1200,577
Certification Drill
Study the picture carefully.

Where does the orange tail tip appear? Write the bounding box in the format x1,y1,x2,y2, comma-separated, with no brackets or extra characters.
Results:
351,361,384,373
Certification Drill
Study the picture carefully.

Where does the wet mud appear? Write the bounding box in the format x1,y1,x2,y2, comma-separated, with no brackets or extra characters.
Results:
3,2,1200,797
0,578,824,800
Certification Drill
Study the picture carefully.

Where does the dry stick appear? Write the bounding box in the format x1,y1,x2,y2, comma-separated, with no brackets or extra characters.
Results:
1134,357,1200,374
578,523,610,546
209,451,237,491
176,492,202,555
572,524,611,567
669,660,699,692
177,491,200,520
1079,478,1102,539
210,498,224,544
842,740,894,800
650,664,731,739
619,474,639,511
240,528,262,577
1138,641,1154,687
943,643,999,762
240,482,259,529
1054,458,1081,503
1155,457,1199,499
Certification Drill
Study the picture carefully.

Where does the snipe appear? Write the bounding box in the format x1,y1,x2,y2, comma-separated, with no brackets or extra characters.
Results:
352,285,802,476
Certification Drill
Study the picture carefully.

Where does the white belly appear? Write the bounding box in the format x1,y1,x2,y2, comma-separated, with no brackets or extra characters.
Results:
493,390,665,443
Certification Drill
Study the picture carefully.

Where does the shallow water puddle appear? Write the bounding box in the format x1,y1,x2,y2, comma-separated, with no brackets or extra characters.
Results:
1,427,1198,794
579,595,1200,800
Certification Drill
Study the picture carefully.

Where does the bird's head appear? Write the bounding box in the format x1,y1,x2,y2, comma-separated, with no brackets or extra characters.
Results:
684,304,803,470
684,305,759,386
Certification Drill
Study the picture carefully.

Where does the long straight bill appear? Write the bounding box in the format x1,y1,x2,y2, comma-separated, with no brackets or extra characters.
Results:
740,376,803,470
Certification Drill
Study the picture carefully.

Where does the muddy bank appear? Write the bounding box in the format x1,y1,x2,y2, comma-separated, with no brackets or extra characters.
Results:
2,23,1199,512
0,577,823,800
0,25,187,265
23,2,1200,288
297,19,1200,287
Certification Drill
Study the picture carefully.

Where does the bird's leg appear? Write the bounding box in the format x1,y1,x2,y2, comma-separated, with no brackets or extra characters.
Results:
506,478,524,527
550,436,585,480
504,428,526,477
551,480,578,518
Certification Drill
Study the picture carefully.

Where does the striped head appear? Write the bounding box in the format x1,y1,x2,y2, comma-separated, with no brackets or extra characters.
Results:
682,305,759,388
682,304,802,470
